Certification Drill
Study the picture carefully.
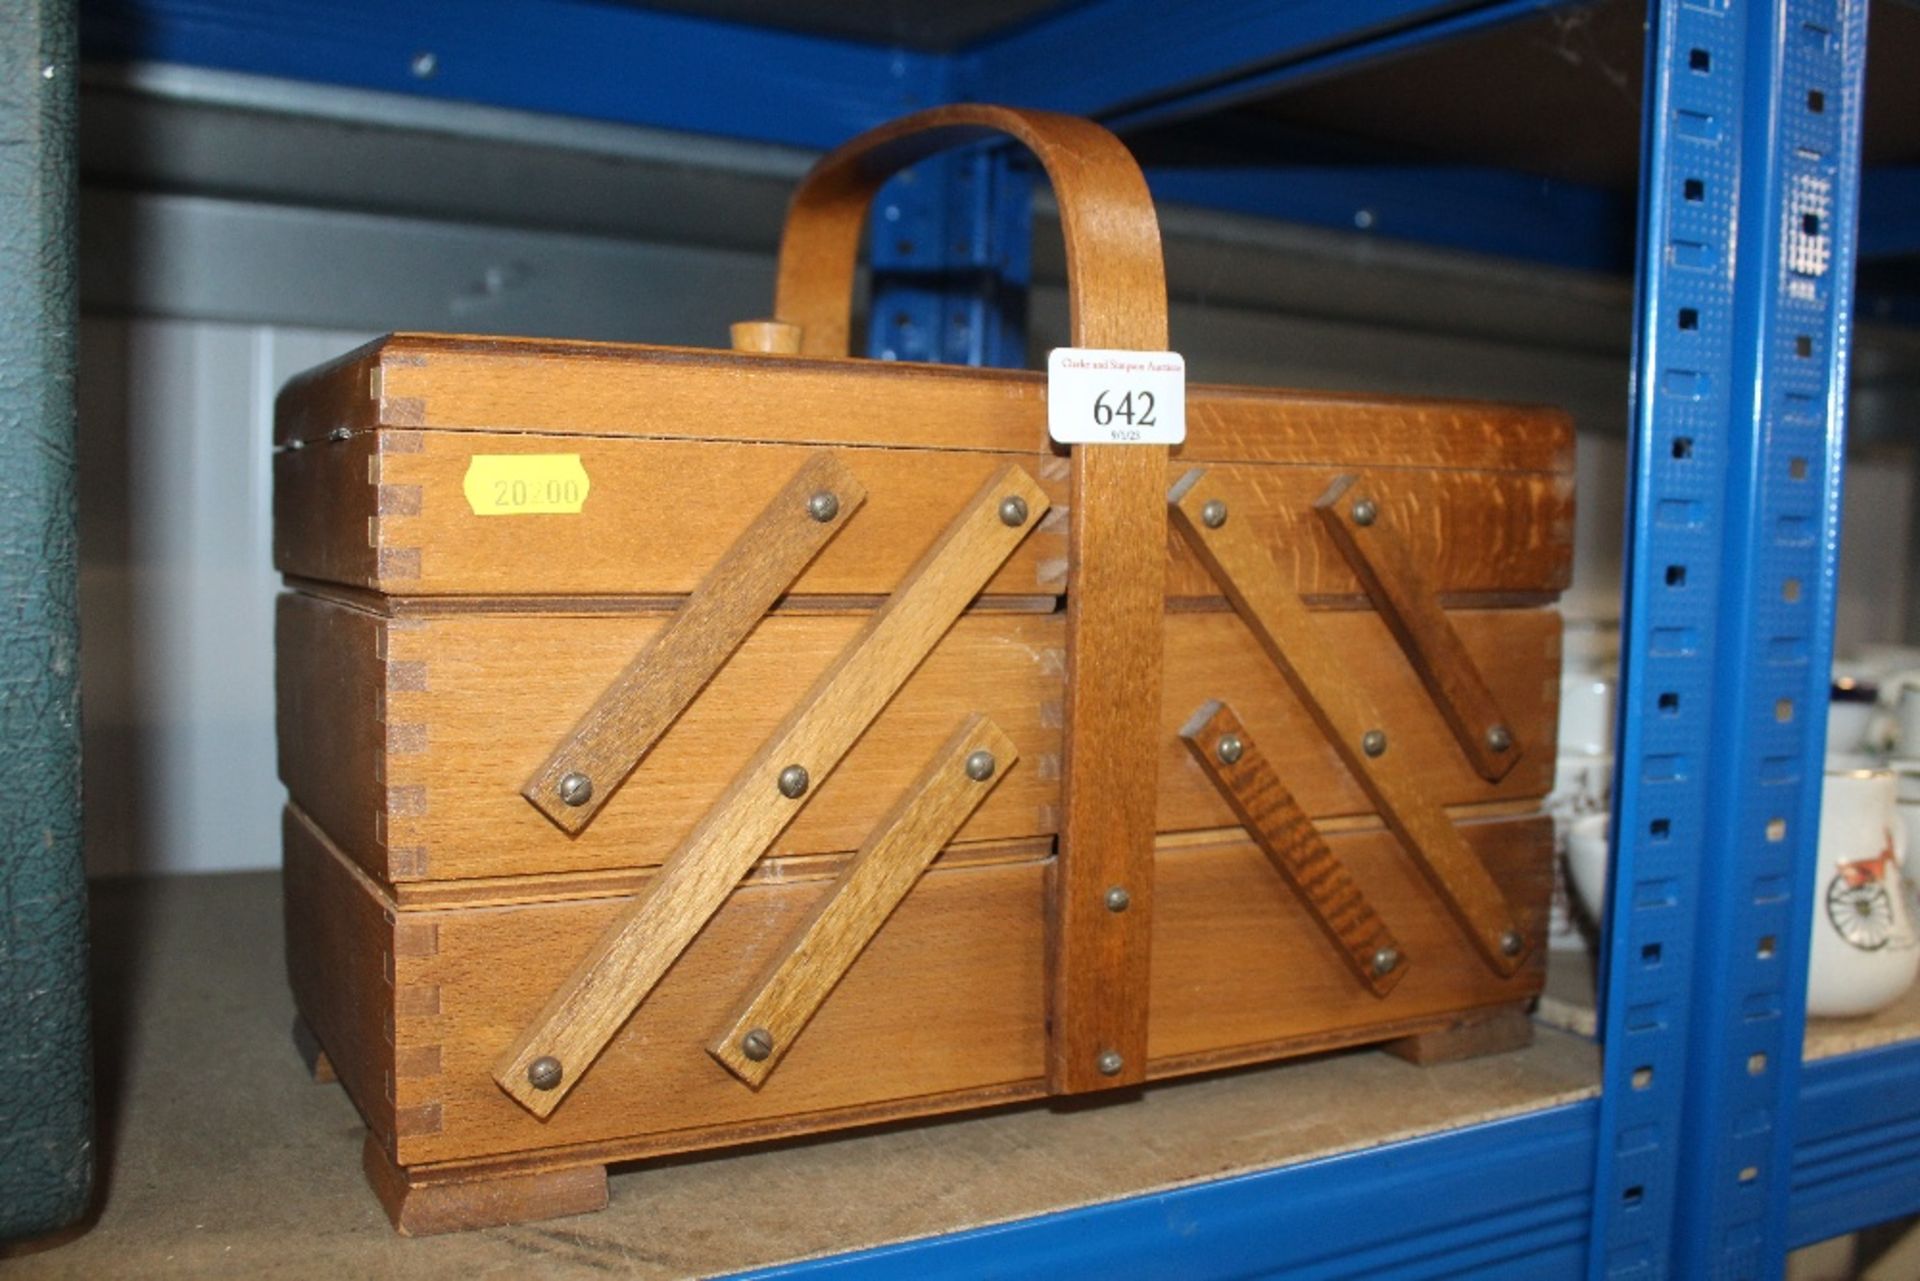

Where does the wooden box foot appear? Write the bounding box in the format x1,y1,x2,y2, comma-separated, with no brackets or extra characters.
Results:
1382,1006,1534,1067
291,1016,337,1085
361,1134,609,1236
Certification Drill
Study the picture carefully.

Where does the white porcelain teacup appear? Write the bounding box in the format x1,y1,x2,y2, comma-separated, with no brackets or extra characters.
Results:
1548,671,1617,950
1808,768,1920,1018
1884,672,1920,757
1561,772,1920,1020
1565,812,1610,931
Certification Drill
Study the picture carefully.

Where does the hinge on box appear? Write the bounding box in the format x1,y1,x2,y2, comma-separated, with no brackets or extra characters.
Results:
522,452,866,835
707,714,1017,1087
1312,474,1522,783
1168,468,1529,978
493,464,1050,1117
1180,700,1408,998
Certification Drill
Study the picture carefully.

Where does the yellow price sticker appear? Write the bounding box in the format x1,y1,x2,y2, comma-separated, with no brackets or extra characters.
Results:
462,454,591,516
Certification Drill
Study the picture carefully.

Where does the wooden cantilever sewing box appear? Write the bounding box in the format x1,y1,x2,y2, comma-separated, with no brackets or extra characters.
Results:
274,104,1573,1235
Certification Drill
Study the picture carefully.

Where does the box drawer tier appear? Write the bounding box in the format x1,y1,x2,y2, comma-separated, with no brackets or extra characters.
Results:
277,590,1559,885
273,336,1571,604
285,802,1552,1172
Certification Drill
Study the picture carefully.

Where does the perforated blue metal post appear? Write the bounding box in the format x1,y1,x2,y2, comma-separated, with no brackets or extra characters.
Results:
866,148,1034,368
1592,2,1867,1278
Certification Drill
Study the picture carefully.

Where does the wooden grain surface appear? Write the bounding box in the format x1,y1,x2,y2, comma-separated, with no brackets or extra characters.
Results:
277,594,1559,883
1382,1006,1534,1066
361,1131,607,1236
284,802,1549,1169
524,452,865,833
729,320,802,354
771,105,1166,358
1314,473,1521,782
275,428,1569,602
272,334,1574,478
709,715,1017,1087
1179,700,1406,998
1169,467,1529,977
1052,443,1167,1094
282,806,396,1152
493,465,1050,1116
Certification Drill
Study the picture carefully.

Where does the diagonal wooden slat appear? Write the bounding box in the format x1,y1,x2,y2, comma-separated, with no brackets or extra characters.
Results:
493,464,1050,1117
708,714,1018,1087
1168,467,1527,977
1312,473,1521,783
523,452,866,834
1179,700,1407,998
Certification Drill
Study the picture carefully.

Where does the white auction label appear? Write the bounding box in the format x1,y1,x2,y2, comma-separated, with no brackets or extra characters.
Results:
1046,348,1186,446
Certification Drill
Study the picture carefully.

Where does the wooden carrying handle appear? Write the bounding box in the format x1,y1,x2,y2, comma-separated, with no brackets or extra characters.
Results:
770,103,1167,358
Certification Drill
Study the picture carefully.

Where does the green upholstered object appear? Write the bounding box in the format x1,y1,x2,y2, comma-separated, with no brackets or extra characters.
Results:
0,0,92,1240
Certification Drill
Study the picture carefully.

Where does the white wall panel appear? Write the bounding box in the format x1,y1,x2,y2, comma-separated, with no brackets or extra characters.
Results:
78,316,371,876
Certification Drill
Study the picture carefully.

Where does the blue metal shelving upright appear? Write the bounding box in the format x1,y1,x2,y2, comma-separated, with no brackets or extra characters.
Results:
1594,2,1869,1278
75,0,1908,1275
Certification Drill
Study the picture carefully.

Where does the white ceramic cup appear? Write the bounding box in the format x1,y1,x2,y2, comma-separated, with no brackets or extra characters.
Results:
1893,677,1920,757
1548,755,1614,950
1890,758,1920,805
1857,646,1920,679
1828,700,1877,756
1564,776,1920,1020
1565,812,1610,929
1558,673,1617,758
1807,769,1920,1018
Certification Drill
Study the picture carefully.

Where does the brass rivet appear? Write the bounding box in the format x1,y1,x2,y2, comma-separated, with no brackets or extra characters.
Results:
999,495,1029,527
1352,498,1378,526
807,491,840,523
557,772,593,807
1362,729,1387,757
777,765,810,799
1486,724,1513,753
1105,886,1131,913
1217,734,1244,765
527,1056,563,1091
965,750,996,782
1201,499,1228,529
741,1028,774,1062
1501,930,1524,957
1372,947,1400,976
1097,1050,1124,1076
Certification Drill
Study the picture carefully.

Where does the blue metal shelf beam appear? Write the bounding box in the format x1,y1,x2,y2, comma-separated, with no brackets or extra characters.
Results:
1860,167,1920,259
80,0,945,150
1792,1041,1920,1248
956,0,1578,127
1144,165,1633,273
739,1104,1599,1280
